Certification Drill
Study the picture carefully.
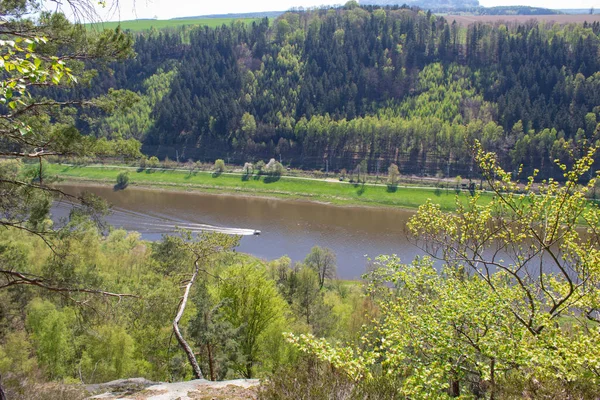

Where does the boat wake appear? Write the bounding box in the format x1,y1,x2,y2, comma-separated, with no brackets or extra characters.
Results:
52,202,259,237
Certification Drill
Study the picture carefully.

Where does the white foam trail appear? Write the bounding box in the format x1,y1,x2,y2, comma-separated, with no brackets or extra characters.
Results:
129,222,257,235
52,202,258,236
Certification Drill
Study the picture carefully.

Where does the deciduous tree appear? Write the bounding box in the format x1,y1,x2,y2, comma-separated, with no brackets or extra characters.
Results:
304,246,337,290
217,263,289,378
288,143,600,398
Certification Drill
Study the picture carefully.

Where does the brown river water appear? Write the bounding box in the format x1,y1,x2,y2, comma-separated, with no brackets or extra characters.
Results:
54,184,425,279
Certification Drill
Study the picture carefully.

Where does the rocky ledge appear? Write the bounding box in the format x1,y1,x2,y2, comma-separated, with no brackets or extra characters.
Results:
86,378,260,400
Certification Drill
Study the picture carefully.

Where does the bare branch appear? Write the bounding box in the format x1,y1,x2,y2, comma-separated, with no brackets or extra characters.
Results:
0,269,137,299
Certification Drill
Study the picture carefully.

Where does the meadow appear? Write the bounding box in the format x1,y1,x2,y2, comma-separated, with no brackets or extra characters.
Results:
445,13,600,25
46,163,490,211
85,17,263,32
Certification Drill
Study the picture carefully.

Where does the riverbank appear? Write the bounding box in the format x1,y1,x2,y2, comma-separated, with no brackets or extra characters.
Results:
47,164,491,211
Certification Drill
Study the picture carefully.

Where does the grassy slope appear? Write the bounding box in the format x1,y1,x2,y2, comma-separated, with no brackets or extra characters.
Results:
47,164,492,211
86,18,262,32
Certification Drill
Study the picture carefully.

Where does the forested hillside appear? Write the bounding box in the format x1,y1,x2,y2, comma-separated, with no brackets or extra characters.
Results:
3,1,600,398
78,3,600,178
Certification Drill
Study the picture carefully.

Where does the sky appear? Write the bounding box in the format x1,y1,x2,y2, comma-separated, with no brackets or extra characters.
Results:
49,0,600,22
70,0,339,22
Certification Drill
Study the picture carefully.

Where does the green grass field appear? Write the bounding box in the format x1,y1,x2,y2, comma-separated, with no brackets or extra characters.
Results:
47,164,492,211
86,17,262,32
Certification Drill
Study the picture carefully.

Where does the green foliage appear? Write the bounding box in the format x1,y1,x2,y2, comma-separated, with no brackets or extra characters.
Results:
0,2,143,333
0,331,37,377
255,160,266,174
216,263,290,378
288,146,600,398
292,266,336,337
264,158,284,177
79,324,137,383
95,69,177,141
304,246,336,289
241,112,257,136
189,282,241,381
48,163,476,210
387,163,399,187
258,356,354,400
115,171,129,189
214,159,225,172
84,6,600,177
26,299,75,379
147,156,160,168
243,162,253,176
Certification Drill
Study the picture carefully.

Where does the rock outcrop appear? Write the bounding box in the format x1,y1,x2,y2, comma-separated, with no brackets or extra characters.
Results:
87,378,260,400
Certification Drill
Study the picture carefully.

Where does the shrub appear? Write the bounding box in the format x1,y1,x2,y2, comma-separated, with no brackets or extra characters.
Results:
387,163,399,186
147,156,160,168
255,160,265,174
258,356,354,400
115,172,129,189
163,156,177,169
71,156,91,166
264,158,284,176
186,159,196,174
214,159,225,173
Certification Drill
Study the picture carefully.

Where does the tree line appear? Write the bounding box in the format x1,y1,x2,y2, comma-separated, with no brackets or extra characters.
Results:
2,1,600,398
70,4,600,179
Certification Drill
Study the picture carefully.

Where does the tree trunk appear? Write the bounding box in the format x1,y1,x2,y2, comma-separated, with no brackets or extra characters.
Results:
245,360,254,379
0,373,6,400
489,358,496,400
173,260,204,380
204,312,216,381
450,378,460,397
206,343,215,381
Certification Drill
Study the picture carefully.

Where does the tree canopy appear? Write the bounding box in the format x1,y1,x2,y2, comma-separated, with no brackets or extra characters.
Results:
289,143,600,398
74,6,600,179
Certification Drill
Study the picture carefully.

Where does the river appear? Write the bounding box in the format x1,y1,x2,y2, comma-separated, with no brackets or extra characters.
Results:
54,184,425,279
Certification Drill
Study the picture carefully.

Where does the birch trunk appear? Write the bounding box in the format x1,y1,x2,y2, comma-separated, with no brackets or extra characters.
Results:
173,260,204,380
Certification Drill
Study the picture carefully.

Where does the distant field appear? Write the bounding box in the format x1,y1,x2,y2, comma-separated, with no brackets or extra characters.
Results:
444,14,600,25
86,17,263,32
47,164,490,211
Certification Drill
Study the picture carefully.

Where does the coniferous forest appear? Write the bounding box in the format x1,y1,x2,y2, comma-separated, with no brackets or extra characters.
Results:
3,1,600,399
73,4,600,179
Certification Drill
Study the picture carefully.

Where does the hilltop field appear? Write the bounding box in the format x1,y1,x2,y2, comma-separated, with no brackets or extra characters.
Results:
444,13,600,25
86,17,264,32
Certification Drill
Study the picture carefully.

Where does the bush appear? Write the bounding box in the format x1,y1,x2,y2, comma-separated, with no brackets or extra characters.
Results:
387,163,399,186
255,160,265,174
147,156,160,169
258,356,354,400
3,380,86,400
163,156,177,169
214,159,225,173
115,172,129,189
264,158,284,176
70,156,91,166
